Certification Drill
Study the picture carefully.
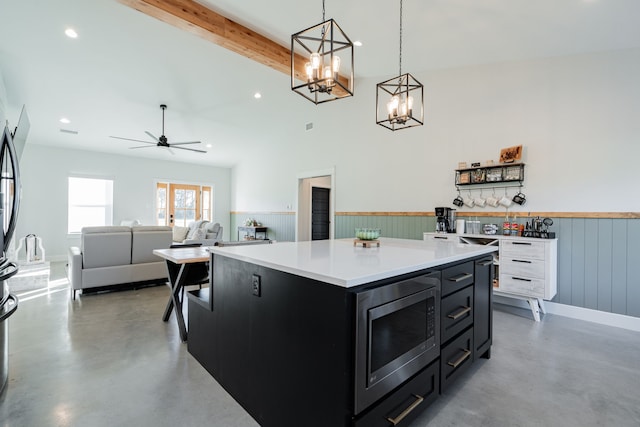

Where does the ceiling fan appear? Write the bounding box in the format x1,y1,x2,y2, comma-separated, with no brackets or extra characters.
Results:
110,104,207,154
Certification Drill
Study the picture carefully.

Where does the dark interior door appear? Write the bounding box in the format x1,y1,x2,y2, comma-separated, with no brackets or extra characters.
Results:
311,187,330,240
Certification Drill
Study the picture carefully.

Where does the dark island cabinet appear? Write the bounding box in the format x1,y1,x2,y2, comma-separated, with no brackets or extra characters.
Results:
188,253,495,427
189,256,354,427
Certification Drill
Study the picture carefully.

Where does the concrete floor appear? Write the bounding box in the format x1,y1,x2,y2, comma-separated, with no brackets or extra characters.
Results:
1,262,639,427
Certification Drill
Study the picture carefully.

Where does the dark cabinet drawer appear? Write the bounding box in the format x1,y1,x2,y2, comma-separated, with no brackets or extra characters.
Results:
441,261,474,297
440,327,474,393
354,360,440,427
441,285,474,344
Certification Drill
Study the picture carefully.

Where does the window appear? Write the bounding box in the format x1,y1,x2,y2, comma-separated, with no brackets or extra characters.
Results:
68,176,114,233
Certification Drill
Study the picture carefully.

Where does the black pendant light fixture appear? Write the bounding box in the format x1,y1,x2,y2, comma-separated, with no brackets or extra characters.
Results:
376,0,424,131
291,0,354,104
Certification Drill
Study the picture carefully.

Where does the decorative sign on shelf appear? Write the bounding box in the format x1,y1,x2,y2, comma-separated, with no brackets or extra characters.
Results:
499,145,522,163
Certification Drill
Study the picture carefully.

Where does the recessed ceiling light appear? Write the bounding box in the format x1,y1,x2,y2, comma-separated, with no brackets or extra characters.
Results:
254,92,262,99
206,144,212,148
354,41,363,47
65,28,78,39
60,117,71,124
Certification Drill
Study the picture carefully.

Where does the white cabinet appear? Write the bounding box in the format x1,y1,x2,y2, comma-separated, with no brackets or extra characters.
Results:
499,238,557,300
424,232,558,321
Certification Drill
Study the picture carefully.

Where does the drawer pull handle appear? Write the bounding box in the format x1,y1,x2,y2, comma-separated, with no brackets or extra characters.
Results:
512,259,532,264
448,273,473,283
512,277,532,282
512,242,532,246
477,260,492,266
434,236,448,240
386,394,424,426
448,306,471,320
447,349,472,369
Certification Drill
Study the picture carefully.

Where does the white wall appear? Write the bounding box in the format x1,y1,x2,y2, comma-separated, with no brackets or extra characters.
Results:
15,144,231,260
231,48,640,214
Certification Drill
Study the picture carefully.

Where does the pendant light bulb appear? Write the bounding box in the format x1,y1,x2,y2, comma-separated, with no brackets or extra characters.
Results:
305,62,313,81
332,55,341,73
310,53,321,70
387,95,400,116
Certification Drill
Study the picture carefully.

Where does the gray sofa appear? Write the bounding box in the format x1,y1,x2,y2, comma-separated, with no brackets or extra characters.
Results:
68,225,172,299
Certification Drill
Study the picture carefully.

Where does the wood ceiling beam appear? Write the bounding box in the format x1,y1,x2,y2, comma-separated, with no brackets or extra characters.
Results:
117,0,302,78
116,0,349,94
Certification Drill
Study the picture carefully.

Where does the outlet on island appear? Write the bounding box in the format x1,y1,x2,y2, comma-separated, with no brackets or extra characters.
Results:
252,274,261,297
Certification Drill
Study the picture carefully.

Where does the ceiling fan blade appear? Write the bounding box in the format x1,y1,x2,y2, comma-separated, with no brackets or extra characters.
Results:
172,145,207,154
110,136,155,144
159,146,175,155
129,145,157,149
145,131,160,142
170,141,202,146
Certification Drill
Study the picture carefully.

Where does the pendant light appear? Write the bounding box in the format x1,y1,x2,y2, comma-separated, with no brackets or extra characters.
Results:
291,0,354,104
376,0,424,131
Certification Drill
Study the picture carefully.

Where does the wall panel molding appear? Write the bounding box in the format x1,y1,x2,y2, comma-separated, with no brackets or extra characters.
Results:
228,210,639,320
336,211,640,219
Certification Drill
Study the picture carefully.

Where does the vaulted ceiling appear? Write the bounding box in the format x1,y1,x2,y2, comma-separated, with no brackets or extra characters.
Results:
1,0,639,167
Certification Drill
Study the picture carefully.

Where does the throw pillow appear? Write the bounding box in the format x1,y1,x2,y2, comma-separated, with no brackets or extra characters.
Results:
186,220,209,239
191,227,207,241
172,226,189,242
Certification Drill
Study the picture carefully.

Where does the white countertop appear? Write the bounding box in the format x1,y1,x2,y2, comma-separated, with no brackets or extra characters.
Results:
208,238,498,288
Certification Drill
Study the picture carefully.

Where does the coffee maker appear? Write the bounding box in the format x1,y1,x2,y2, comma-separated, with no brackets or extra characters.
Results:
435,207,456,233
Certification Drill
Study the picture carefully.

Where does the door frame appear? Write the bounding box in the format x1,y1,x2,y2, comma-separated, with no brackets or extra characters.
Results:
296,167,335,242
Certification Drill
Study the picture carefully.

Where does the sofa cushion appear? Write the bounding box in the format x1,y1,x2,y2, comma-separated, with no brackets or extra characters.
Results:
81,227,132,269
172,226,189,242
131,226,172,264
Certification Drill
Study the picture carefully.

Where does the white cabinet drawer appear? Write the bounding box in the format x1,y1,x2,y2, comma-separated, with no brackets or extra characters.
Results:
500,258,545,279
499,275,545,298
500,240,546,260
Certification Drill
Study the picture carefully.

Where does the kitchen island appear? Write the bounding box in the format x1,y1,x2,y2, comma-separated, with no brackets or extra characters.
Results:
188,238,498,427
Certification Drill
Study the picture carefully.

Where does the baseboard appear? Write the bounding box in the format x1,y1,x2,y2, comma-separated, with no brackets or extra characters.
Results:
494,295,640,332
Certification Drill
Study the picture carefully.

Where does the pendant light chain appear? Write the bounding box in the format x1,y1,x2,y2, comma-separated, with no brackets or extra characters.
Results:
322,0,325,22
399,0,403,77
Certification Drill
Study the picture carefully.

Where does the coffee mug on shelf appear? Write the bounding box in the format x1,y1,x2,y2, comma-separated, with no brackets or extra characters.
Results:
474,196,486,207
499,195,513,208
453,195,464,207
463,196,475,208
512,192,526,206
485,195,499,207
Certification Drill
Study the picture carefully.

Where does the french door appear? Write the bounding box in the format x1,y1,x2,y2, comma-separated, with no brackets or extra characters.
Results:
156,183,212,227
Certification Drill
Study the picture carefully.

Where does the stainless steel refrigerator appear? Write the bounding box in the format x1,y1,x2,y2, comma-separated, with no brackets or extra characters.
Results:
0,121,22,395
